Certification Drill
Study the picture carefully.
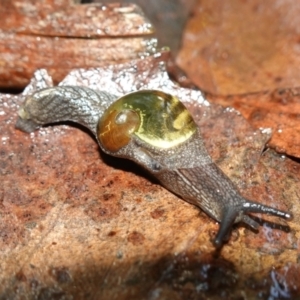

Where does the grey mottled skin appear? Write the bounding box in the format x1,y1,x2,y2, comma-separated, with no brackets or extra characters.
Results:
16,86,291,246
16,86,118,133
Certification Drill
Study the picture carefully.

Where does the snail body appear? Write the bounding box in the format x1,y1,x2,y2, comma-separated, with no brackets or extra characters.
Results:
16,86,291,246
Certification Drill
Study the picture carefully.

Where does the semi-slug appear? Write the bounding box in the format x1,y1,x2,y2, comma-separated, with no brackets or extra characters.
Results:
16,86,291,246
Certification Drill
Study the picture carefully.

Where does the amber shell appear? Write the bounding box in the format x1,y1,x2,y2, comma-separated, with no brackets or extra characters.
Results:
97,90,197,152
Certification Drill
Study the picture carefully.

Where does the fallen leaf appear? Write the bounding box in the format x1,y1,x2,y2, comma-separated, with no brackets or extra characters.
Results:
208,88,300,158
177,0,300,95
0,0,155,88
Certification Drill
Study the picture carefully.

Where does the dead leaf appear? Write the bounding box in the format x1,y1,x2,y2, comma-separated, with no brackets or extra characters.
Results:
208,88,300,158
177,0,300,95
0,0,155,88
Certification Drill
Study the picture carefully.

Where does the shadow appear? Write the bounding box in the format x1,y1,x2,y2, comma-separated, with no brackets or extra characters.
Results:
57,121,160,185
1,249,298,300
0,86,24,94
285,154,300,165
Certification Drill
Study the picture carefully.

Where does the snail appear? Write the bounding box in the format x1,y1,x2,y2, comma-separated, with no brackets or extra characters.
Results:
16,86,291,246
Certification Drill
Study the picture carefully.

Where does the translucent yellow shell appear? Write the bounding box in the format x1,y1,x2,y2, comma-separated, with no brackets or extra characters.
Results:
97,90,197,152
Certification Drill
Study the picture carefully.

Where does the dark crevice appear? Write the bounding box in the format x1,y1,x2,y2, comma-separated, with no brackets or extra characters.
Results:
0,87,24,95
285,153,300,164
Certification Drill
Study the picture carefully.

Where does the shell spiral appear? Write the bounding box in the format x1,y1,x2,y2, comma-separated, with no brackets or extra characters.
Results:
97,90,197,153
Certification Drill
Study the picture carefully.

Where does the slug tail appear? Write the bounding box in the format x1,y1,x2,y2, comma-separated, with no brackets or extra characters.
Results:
16,115,41,133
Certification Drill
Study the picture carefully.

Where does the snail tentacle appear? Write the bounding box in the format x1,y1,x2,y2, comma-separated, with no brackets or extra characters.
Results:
213,196,291,247
242,201,291,219
241,215,260,230
213,208,237,247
